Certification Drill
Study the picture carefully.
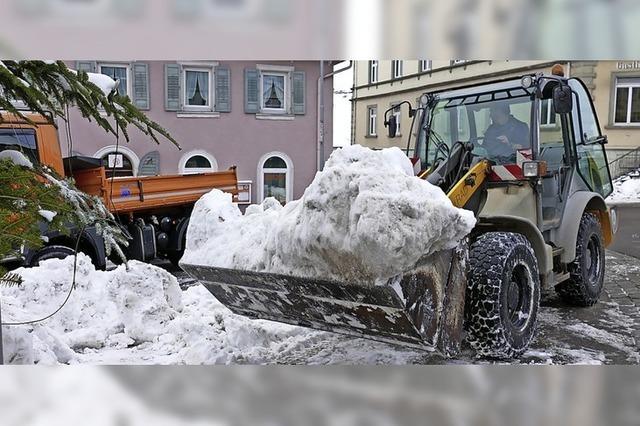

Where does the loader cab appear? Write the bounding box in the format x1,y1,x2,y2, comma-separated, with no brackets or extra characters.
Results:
411,74,613,230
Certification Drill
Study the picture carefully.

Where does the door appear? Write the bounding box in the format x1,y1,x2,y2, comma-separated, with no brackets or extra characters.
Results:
568,79,613,198
539,97,572,228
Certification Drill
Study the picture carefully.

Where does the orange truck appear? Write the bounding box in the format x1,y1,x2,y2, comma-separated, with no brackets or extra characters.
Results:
1,112,238,269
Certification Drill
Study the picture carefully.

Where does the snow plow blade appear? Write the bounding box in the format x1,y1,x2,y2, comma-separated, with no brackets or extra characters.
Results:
180,246,468,356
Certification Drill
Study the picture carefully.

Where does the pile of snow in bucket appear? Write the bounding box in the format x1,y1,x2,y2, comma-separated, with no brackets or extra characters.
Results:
182,145,476,285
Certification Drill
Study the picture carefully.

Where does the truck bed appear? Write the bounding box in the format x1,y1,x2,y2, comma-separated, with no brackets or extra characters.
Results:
73,165,238,214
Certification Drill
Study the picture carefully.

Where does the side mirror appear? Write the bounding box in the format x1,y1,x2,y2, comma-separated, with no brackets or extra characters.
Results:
386,115,397,138
552,84,573,114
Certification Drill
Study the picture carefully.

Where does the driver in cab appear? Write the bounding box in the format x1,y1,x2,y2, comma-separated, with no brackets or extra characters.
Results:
483,104,530,162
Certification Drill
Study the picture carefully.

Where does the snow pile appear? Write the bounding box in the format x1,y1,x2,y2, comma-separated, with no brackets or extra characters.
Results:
1,254,183,364
182,145,476,285
607,169,640,203
0,150,33,168
38,209,57,222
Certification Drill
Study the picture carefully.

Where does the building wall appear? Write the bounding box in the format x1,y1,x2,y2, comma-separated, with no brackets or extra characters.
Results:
353,60,640,161
61,61,333,204
591,61,640,158
353,60,554,150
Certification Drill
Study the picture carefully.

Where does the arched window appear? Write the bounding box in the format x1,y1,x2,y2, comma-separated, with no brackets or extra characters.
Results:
94,145,140,178
258,152,293,204
179,150,218,174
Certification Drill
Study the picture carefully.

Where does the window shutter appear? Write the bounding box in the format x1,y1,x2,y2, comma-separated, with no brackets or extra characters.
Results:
165,64,181,111
215,66,231,112
244,68,260,113
132,62,150,110
292,71,306,115
138,151,160,176
76,61,97,73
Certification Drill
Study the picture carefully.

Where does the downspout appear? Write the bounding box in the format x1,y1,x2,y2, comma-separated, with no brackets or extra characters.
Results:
317,60,353,171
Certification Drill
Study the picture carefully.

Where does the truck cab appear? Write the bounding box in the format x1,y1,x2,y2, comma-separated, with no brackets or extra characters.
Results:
1,112,239,270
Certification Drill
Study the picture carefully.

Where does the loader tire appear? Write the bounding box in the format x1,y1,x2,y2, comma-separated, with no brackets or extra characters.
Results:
31,245,75,266
466,232,540,358
555,212,605,307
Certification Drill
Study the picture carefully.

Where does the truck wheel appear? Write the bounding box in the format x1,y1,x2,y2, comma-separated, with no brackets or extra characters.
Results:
168,249,184,268
466,232,540,358
555,212,605,307
31,245,75,267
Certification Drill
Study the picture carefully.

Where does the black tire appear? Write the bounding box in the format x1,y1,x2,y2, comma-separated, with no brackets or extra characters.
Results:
555,212,605,307
168,249,184,268
465,232,541,358
31,245,75,266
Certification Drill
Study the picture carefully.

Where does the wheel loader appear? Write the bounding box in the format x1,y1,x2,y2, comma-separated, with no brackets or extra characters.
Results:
181,68,618,358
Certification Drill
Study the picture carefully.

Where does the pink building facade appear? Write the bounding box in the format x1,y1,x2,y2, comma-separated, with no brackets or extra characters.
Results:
62,60,334,205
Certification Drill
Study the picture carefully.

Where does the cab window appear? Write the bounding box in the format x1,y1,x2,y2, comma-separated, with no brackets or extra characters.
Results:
0,128,38,165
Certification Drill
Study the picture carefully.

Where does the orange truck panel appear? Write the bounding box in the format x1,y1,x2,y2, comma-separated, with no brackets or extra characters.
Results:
74,167,239,214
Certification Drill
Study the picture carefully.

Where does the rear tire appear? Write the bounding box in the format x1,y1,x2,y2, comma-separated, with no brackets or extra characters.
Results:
466,232,540,358
31,245,75,267
168,250,184,268
555,212,605,307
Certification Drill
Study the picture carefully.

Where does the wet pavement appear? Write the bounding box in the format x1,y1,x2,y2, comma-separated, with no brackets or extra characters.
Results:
158,250,640,365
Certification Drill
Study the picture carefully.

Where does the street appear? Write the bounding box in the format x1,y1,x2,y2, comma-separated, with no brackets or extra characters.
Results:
608,203,640,259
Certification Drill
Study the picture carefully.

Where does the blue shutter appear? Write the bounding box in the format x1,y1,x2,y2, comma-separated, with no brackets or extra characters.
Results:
165,64,181,111
132,62,150,110
244,68,260,113
292,71,306,115
76,61,97,73
215,66,231,112
138,151,160,176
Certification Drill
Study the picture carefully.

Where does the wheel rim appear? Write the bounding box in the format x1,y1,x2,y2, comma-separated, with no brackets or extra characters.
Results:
585,234,602,288
507,263,533,331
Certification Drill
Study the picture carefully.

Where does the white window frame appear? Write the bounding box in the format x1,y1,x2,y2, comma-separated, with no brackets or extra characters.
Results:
369,60,379,84
419,59,432,72
181,63,216,112
392,60,403,79
98,62,131,96
391,103,401,137
178,150,218,174
94,145,140,178
367,106,377,136
257,151,294,203
613,78,640,125
540,99,557,127
257,64,293,115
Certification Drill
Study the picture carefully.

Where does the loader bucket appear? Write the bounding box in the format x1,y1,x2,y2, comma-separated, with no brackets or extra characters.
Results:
180,244,468,357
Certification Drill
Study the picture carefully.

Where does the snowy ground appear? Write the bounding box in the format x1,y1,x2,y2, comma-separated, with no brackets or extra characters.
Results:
3,251,637,365
607,168,640,204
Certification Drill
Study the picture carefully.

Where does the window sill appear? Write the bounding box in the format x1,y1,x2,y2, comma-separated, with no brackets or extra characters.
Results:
177,112,220,118
255,113,295,121
605,124,640,130
364,134,378,138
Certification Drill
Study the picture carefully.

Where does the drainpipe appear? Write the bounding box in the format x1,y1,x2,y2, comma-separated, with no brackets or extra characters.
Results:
317,60,353,171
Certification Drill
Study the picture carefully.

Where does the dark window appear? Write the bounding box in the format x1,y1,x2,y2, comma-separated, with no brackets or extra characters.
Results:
185,155,212,169
0,128,38,165
264,156,287,168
